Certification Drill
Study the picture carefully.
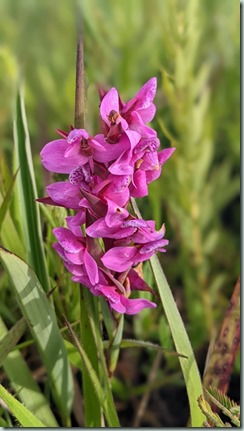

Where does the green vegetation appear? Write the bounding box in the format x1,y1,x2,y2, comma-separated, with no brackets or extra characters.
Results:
0,0,239,427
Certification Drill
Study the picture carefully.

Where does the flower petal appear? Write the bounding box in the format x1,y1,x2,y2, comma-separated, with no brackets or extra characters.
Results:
120,296,157,315
84,249,99,285
40,139,77,173
101,246,138,272
46,182,81,210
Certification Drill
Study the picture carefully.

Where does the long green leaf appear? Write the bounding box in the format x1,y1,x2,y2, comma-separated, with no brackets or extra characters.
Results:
0,246,74,425
13,88,50,292
64,316,120,428
150,255,205,426
0,383,46,428
0,317,58,427
0,190,25,260
84,295,121,427
0,168,19,232
79,287,102,427
0,317,27,366
131,198,205,427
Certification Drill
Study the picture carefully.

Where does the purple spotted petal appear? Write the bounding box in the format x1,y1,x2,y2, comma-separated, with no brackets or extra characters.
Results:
67,128,89,144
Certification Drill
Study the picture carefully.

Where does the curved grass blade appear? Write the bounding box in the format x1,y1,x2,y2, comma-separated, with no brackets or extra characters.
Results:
107,338,187,358
0,246,74,425
0,383,46,428
0,318,58,427
0,317,58,427
0,317,27,366
79,287,102,427
0,168,19,232
64,316,120,428
13,88,50,292
0,189,25,260
130,197,205,427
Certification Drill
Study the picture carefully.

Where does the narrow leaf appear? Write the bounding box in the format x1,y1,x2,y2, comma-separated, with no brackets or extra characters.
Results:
0,317,59,427
0,317,27,366
64,315,120,428
13,88,50,292
110,338,187,358
130,197,205,427
0,383,46,428
0,168,19,231
0,247,74,424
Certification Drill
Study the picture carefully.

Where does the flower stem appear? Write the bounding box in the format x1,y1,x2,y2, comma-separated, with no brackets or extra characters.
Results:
74,35,85,129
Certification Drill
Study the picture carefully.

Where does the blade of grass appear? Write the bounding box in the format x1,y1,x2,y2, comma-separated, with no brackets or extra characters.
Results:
0,317,59,427
0,317,27,366
0,383,46,428
13,87,50,292
0,168,19,232
84,294,120,425
0,246,74,425
131,197,205,427
0,190,25,259
79,287,102,427
64,315,120,427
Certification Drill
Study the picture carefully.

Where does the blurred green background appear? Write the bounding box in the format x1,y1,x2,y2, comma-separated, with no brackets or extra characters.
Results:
0,0,240,423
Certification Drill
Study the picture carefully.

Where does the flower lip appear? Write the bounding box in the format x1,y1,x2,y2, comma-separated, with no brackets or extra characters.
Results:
121,219,148,229
139,239,169,254
67,128,89,144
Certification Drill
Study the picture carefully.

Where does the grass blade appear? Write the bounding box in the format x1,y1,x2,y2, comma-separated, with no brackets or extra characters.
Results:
0,317,58,427
0,317,27,366
0,383,46,428
0,168,19,232
64,315,120,427
131,198,205,427
13,87,50,292
150,255,205,426
79,287,102,427
0,246,74,425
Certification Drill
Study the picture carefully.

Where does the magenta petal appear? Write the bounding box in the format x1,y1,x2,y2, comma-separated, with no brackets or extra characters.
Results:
120,296,157,315
108,149,134,175
41,139,77,173
96,285,126,313
67,128,89,144
92,134,130,163
125,77,157,112
86,218,135,239
130,170,148,198
101,246,137,272
46,182,81,210
84,249,99,285
158,147,176,165
66,212,85,238
100,88,119,125
138,104,156,123
53,227,84,253
129,111,156,138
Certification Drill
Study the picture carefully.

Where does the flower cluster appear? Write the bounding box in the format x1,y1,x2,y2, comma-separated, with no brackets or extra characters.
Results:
39,77,175,314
